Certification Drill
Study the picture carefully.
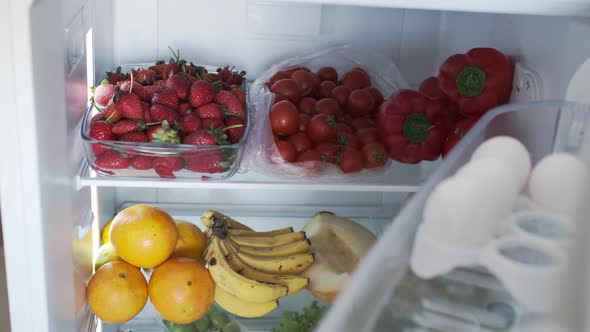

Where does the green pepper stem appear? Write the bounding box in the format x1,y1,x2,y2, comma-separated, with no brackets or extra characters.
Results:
403,112,434,143
456,66,486,97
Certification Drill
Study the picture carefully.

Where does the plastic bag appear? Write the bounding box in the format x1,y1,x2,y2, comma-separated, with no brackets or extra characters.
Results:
245,45,408,180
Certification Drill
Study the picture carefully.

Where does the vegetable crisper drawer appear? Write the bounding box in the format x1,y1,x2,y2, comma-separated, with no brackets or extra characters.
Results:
316,101,590,332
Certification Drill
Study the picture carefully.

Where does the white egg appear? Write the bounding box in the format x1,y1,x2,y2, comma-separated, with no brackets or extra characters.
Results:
455,158,521,219
471,136,532,190
529,153,587,218
421,176,497,247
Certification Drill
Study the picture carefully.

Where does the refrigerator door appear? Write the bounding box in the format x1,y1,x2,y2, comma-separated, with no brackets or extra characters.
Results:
317,101,590,332
0,0,95,331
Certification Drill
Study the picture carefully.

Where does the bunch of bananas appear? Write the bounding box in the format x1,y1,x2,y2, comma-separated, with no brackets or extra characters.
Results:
202,210,314,318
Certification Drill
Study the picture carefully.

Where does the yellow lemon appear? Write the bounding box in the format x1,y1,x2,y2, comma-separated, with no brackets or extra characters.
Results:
101,218,113,244
94,242,122,271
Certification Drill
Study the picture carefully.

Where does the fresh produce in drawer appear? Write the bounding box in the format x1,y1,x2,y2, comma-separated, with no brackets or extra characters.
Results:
82,48,248,179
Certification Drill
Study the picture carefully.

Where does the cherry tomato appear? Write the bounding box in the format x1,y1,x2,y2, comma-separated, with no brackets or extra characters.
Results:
271,78,302,103
335,132,361,149
363,87,384,107
317,67,338,82
307,113,336,143
319,81,337,98
270,100,299,136
363,142,388,169
284,66,310,76
292,70,320,97
269,71,290,86
298,97,317,115
276,140,297,162
338,148,365,173
296,149,322,162
335,123,354,135
298,113,310,132
340,69,371,90
346,89,375,117
316,143,339,164
314,98,342,118
288,132,312,153
357,127,379,145
331,86,351,106
351,116,375,131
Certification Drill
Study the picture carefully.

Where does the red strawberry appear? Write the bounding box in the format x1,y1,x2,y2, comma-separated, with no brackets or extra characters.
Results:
162,63,181,80
89,121,115,156
153,156,183,178
183,127,229,146
189,81,216,108
141,104,152,123
130,155,153,170
103,103,122,123
147,121,180,144
91,112,105,125
181,114,201,133
118,131,148,142
115,92,144,120
204,73,219,82
92,79,116,108
152,88,180,111
150,104,180,125
185,152,228,173
227,71,246,86
201,118,224,130
153,79,166,89
133,69,157,85
215,90,245,120
231,87,247,107
178,102,192,115
112,120,146,136
106,67,126,84
143,84,164,100
118,80,150,102
149,61,166,79
165,75,191,100
217,66,234,82
95,150,130,169
224,117,245,143
196,103,223,119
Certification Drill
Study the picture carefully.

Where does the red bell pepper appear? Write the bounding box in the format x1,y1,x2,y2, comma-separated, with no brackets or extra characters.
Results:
377,90,451,164
438,48,513,116
442,116,480,158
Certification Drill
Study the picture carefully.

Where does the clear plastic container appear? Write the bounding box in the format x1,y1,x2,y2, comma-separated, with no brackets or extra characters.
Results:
81,64,250,180
316,101,589,331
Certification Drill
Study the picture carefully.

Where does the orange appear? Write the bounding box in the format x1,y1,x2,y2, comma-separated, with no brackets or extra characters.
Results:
87,261,148,323
110,204,178,268
170,220,207,264
148,258,215,324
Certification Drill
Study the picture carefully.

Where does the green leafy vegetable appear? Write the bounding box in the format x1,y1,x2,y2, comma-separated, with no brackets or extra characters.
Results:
272,301,328,332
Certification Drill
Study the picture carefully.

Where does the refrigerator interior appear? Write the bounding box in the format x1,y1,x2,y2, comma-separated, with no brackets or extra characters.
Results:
3,0,590,331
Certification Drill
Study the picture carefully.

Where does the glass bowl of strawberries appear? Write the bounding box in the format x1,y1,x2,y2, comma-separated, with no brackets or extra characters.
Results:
81,56,249,180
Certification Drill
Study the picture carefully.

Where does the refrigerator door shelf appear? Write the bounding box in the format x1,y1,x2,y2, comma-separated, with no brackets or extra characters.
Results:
316,101,590,332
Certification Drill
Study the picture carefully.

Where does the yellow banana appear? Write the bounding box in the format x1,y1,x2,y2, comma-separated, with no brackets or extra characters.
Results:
201,210,253,231
230,231,306,248
234,250,315,275
219,240,309,295
229,227,294,237
227,237,311,257
207,238,287,303
214,287,278,318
